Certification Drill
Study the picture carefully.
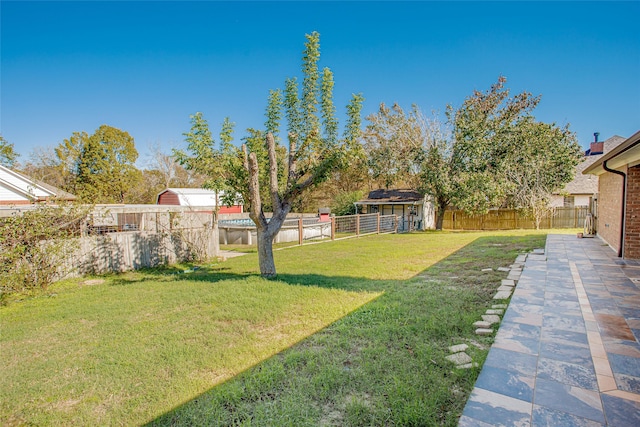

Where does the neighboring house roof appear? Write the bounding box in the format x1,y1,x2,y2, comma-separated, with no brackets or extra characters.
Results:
157,188,242,207
559,135,627,195
0,165,76,203
356,189,424,205
583,130,640,175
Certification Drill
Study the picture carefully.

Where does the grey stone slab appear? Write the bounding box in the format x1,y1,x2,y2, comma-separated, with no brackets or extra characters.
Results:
446,351,472,365
476,328,494,336
497,285,514,292
457,362,479,369
474,365,535,402
494,290,513,300
502,279,516,286
537,358,598,391
532,405,605,427
473,321,492,328
481,268,493,272
484,347,538,377
533,378,604,424
601,393,640,427
492,304,507,309
482,314,501,324
486,309,504,315
539,341,594,366
462,388,531,426
448,343,468,353
497,267,511,272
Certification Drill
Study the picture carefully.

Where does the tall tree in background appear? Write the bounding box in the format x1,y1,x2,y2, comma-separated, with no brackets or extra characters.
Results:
503,119,582,228
54,125,141,203
363,77,582,230
242,31,363,277
363,103,452,228
0,136,20,168
446,76,540,214
173,113,238,208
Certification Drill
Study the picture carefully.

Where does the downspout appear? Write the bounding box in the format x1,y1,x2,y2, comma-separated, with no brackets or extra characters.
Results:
602,160,626,258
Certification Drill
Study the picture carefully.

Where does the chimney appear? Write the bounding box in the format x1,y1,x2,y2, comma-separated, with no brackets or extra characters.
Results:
589,132,603,155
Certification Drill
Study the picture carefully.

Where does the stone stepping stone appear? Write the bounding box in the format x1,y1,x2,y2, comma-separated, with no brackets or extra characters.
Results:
481,314,501,324
448,344,469,353
481,268,493,272
475,328,493,336
497,285,514,292
501,279,515,286
497,267,511,272
473,320,492,328
446,352,472,365
485,309,504,315
492,304,507,309
493,290,512,300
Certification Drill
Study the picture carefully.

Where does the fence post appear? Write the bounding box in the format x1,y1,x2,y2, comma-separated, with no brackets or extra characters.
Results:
331,216,335,240
356,214,360,236
298,218,303,245
377,213,381,234
394,215,398,233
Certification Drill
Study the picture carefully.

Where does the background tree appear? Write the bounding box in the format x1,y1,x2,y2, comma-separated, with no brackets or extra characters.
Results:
0,135,20,168
173,113,239,209
22,146,65,189
241,31,362,277
446,76,540,214
52,126,141,203
503,119,582,228
363,77,582,230
363,103,424,190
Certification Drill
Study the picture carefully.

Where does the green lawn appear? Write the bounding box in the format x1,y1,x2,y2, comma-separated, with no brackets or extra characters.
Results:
1,230,558,426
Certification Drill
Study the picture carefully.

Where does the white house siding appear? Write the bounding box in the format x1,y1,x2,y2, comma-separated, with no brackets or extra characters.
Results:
0,185,30,204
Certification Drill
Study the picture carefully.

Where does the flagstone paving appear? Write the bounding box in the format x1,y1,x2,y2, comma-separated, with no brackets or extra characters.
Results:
459,234,640,426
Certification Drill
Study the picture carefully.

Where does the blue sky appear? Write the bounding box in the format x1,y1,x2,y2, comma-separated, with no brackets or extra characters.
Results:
2,1,639,167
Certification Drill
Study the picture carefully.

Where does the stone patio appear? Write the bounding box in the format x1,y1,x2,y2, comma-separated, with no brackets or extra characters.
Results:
459,234,640,426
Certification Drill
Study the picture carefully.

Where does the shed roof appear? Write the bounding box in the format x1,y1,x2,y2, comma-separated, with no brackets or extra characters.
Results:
356,189,424,205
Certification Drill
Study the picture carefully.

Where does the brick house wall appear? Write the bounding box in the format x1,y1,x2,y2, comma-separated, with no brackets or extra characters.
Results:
624,165,640,259
597,172,624,253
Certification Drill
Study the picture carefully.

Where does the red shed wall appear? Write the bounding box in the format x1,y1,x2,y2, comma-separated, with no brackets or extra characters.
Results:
157,192,179,205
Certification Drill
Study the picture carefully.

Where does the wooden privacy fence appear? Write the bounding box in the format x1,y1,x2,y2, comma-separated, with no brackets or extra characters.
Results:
442,206,589,230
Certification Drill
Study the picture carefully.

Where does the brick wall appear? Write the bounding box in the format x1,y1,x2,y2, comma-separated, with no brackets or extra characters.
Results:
597,172,624,253
624,165,640,260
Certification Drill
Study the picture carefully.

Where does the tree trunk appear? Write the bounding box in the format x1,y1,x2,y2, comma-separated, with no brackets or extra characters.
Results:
256,229,277,278
435,201,447,230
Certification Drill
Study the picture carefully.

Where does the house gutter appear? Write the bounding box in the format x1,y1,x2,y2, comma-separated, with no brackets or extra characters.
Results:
602,159,626,258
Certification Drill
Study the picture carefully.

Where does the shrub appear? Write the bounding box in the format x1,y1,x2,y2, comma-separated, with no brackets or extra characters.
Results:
0,203,89,301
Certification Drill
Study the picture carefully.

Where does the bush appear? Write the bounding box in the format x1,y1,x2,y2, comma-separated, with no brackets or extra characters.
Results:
0,203,89,301
331,190,365,216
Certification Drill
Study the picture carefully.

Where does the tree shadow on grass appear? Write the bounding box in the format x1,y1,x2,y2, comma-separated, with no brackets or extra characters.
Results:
141,234,545,427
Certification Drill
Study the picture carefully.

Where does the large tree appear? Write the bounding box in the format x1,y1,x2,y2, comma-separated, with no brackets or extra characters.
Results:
363,77,582,230
243,31,363,277
55,125,141,203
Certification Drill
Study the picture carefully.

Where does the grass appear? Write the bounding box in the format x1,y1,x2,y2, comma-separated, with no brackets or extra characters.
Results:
0,230,563,426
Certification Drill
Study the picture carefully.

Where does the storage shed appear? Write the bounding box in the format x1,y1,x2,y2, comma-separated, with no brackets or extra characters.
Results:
156,188,243,213
355,189,435,231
